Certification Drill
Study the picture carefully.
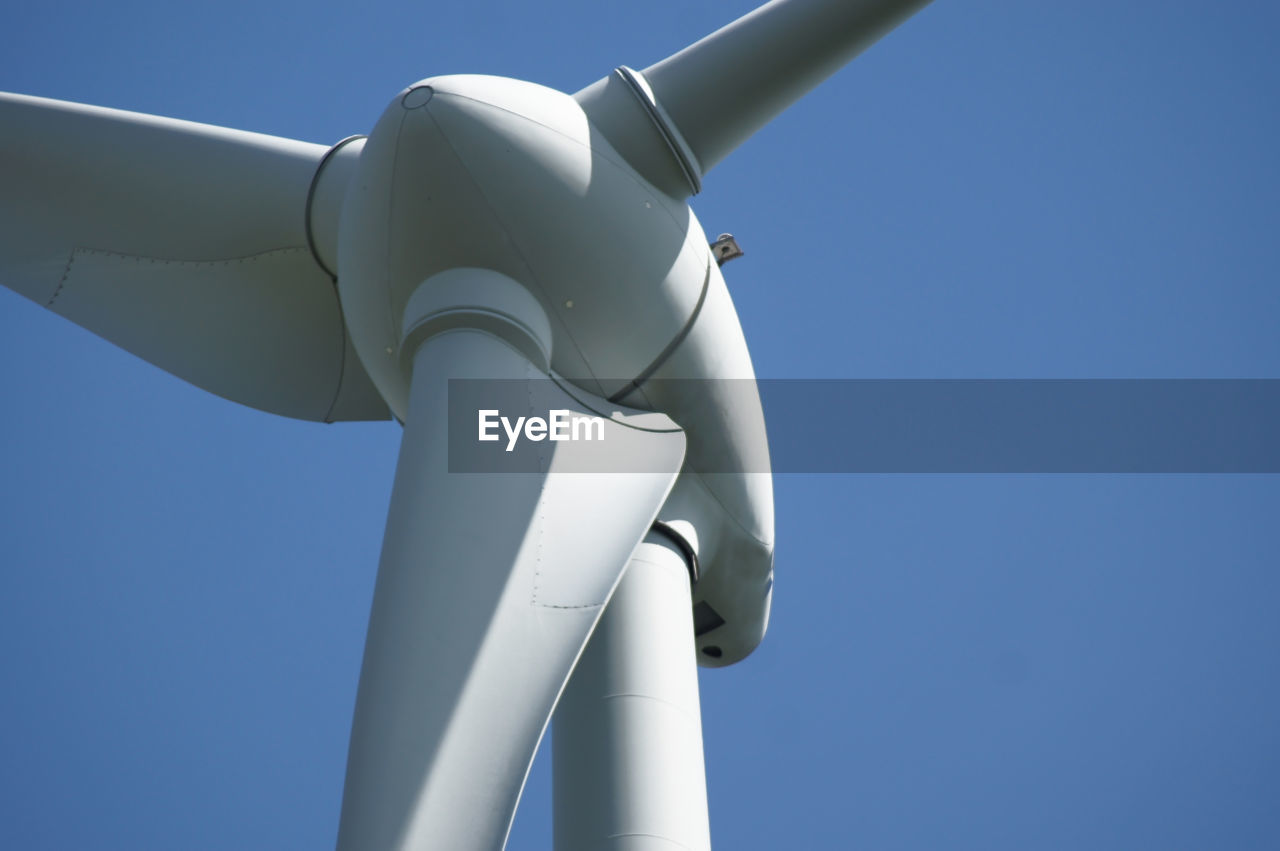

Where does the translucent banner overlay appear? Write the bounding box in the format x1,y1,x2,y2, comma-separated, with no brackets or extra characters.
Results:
447,379,1280,473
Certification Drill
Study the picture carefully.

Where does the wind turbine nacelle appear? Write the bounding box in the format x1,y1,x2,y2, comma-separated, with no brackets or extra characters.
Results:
336,75,774,666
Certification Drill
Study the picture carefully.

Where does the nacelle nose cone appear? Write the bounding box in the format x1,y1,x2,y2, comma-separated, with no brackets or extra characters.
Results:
338,75,709,415
336,77,542,415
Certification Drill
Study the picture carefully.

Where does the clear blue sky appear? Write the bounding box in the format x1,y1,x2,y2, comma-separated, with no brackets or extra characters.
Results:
3,1,1278,848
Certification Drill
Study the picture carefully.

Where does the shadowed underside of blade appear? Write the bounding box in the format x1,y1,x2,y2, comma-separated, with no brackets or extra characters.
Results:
0,92,387,422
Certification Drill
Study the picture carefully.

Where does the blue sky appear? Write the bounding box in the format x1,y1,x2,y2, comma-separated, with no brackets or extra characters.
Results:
3,1,1279,848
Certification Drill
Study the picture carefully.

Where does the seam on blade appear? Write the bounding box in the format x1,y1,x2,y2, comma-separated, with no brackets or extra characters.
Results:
59,245,306,267
46,250,76,307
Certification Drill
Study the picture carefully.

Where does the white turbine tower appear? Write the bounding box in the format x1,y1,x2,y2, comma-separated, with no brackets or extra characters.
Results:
1,0,932,847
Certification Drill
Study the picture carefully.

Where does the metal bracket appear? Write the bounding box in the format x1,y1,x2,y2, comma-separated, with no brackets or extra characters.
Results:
710,233,743,266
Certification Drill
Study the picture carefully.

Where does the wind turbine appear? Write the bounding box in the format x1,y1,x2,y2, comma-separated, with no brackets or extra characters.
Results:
1,0,934,847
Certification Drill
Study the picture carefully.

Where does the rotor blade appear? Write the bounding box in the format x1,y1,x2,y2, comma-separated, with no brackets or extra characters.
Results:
336,324,686,850
576,0,932,193
0,92,386,422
